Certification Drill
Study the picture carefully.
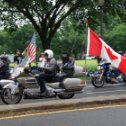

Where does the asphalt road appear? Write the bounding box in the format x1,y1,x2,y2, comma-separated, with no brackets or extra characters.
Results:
0,81,126,105
1,104,126,126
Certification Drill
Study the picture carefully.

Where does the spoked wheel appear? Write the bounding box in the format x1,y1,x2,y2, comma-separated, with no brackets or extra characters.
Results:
58,93,74,99
1,88,23,104
91,76,105,88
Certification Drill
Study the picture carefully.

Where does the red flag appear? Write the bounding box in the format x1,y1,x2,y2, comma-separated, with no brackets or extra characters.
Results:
27,33,36,63
87,28,126,74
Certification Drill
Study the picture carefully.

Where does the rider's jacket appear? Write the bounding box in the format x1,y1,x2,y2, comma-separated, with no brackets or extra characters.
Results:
62,57,75,77
43,58,58,75
0,58,10,79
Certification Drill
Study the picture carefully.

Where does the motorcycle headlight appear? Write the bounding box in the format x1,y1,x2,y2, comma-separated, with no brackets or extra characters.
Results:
97,66,101,70
109,65,114,70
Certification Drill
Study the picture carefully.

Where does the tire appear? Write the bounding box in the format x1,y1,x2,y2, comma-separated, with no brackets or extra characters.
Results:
58,93,74,99
1,87,23,104
123,75,126,83
91,76,105,88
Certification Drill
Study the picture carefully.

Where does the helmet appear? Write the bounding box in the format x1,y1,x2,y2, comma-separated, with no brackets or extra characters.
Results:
61,53,69,61
23,66,29,73
0,55,9,64
118,51,124,55
61,53,70,64
44,49,54,59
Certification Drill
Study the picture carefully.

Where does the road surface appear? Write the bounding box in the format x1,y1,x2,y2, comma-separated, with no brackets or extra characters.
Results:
0,104,126,126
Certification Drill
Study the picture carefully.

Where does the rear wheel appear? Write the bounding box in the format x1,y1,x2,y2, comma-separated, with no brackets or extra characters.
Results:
92,76,105,88
58,93,74,99
1,87,23,104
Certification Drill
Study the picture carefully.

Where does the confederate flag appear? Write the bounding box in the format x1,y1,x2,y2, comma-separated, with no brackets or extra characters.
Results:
87,28,126,74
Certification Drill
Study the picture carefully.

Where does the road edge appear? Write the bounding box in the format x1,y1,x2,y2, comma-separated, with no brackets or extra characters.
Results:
1,95,126,115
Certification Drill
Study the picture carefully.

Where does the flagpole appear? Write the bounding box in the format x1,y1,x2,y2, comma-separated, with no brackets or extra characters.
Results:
80,18,88,86
84,19,89,86
77,13,88,85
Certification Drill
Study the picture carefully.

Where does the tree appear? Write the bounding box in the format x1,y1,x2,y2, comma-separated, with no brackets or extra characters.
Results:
0,31,10,54
51,17,86,59
73,0,126,32
1,0,126,50
0,24,42,55
105,23,126,52
1,0,89,50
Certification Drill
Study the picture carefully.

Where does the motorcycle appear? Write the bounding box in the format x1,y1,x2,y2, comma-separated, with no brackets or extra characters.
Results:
90,63,126,88
0,66,85,104
0,56,10,80
0,61,85,89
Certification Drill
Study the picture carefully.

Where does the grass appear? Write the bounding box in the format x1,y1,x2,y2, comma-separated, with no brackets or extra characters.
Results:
75,59,98,71
10,59,98,71
75,60,98,80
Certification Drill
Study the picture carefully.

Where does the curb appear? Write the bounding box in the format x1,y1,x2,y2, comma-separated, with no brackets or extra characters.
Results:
1,94,126,115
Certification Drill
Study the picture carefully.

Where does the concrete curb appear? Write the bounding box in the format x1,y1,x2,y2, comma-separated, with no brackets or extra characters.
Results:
1,94,126,115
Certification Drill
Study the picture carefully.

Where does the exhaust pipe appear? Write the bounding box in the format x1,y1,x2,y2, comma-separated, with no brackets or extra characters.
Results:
57,90,84,95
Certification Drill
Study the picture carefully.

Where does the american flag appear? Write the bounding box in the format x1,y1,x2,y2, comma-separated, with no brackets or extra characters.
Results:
27,33,36,63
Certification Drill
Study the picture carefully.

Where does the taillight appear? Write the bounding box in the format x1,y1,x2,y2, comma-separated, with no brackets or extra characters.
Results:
80,80,85,85
82,68,86,74
82,68,85,72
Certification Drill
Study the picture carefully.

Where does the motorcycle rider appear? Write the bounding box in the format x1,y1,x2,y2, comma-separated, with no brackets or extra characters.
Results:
60,52,75,78
36,49,58,96
0,55,10,79
99,58,119,83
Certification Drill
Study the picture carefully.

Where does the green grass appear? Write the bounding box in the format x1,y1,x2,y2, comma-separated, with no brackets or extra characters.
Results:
10,60,98,71
75,59,98,71
75,60,98,80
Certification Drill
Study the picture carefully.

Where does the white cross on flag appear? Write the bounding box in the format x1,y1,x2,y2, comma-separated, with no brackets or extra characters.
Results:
87,28,126,74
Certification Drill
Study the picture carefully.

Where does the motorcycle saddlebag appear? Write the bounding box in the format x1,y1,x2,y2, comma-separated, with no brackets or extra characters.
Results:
62,78,85,91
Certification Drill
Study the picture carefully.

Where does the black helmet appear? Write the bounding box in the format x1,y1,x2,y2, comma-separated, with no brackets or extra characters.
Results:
0,55,10,66
62,53,69,60
61,53,70,64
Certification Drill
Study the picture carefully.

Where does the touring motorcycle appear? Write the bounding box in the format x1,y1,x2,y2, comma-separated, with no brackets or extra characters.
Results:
0,65,85,104
90,62,126,88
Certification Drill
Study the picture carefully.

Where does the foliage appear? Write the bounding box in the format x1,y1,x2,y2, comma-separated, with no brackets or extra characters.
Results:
51,17,86,59
105,23,126,52
0,24,42,55
0,0,126,57
0,31,10,54
1,0,126,50
1,0,87,49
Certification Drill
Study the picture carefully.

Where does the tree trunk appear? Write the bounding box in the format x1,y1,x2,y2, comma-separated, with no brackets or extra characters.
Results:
39,34,51,50
42,40,50,50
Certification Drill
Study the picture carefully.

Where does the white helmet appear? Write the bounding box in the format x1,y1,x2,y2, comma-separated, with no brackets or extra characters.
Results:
44,49,54,59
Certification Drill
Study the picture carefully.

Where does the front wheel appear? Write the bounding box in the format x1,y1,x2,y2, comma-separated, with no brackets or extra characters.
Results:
1,87,23,104
91,76,105,88
58,93,74,99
